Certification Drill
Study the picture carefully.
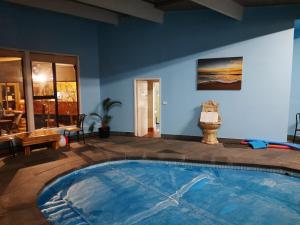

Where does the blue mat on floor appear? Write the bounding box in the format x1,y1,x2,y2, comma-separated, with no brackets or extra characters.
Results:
247,140,268,149
246,139,300,150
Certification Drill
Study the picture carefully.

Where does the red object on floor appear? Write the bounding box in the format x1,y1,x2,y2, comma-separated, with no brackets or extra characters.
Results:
240,141,291,149
65,136,69,145
268,145,290,149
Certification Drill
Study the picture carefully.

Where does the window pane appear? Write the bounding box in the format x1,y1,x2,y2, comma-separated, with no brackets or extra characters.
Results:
0,57,27,134
32,61,54,96
56,63,78,126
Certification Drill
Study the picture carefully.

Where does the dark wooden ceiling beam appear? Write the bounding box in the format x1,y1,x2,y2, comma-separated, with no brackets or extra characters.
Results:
76,0,164,23
6,0,119,25
154,0,183,8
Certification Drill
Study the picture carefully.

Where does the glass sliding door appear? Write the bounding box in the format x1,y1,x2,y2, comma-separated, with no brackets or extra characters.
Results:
0,49,27,134
56,63,78,126
31,54,79,129
0,49,80,133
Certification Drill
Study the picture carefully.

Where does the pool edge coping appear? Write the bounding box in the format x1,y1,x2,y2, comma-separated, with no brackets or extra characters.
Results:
36,156,300,207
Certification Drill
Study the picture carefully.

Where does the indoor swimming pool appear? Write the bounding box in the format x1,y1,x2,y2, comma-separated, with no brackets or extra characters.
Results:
38,160,300,225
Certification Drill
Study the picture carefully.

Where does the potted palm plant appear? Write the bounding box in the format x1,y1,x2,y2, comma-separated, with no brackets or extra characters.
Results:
89,98,121,138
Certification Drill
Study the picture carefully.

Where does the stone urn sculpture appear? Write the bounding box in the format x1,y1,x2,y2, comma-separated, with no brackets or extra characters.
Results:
199,100,221,144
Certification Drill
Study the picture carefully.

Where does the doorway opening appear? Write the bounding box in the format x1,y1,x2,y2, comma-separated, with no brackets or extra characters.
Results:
135,79,161,138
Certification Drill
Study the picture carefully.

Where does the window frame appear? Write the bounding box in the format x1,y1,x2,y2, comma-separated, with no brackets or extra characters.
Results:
0,47,81,132
0,48,28,132
30,52,80,129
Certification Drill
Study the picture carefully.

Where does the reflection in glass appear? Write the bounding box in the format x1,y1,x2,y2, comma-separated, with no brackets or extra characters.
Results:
56,63,78,126
0,57,27,134
32,61,54,96
33,99,57,129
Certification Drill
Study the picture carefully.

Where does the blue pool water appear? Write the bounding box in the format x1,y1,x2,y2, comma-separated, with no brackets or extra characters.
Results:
38,160,300,225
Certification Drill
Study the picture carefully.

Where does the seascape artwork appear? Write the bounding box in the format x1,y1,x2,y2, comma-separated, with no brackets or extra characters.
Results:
197,57,243,90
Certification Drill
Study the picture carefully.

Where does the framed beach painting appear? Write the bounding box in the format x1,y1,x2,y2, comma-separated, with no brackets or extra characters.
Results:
197,57,243,90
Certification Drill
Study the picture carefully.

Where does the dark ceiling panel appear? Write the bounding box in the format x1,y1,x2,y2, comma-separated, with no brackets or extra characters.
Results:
236,0,300,6
145,0,204,10
145,0,300,11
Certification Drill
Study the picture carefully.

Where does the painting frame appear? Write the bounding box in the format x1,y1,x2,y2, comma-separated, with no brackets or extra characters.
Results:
197,57,243,90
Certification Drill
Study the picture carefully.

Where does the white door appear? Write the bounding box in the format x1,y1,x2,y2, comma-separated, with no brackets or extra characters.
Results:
136,80,148,137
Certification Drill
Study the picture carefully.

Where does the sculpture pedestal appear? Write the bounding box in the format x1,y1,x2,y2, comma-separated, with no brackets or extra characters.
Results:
200,122,221,145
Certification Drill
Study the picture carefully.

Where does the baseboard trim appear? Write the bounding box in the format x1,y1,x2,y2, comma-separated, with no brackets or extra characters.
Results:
108,132,298,143
161,134,243,143
161,134,200,141
218,137,244,144
110,131,135,137
109,131,243,143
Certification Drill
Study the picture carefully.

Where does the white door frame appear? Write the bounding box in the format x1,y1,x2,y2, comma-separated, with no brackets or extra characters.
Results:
134,78,161,137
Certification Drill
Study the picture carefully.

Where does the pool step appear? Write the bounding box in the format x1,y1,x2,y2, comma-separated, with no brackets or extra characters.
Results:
40,196,90,225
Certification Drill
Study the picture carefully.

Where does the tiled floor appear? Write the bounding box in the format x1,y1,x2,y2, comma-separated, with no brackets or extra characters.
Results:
1,135,300,225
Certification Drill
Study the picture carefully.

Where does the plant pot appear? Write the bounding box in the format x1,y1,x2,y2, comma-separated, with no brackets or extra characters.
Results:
99,126,110,138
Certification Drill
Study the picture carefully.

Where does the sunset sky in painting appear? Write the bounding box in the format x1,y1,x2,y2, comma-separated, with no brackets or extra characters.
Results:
197,57,243,70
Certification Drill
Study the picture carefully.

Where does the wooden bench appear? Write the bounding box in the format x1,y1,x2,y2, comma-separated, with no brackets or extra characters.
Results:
16,130,61,156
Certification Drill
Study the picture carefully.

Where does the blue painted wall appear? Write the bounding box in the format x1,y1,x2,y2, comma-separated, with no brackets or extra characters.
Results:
99,6,300,141
288,20,300,135
0,1,101,124
1,1,300,140
295,20,300,37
